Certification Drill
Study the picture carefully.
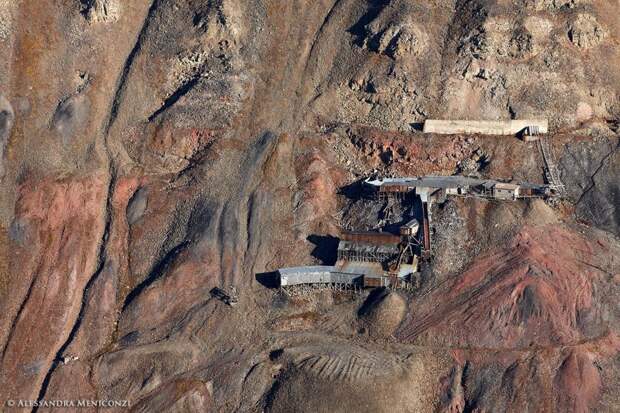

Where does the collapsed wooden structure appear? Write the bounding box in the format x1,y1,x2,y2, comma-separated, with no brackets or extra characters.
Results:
273,174,558,291
364,175,557,255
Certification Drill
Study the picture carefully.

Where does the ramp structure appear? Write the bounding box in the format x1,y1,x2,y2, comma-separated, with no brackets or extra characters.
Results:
538,137,566,196
423,119,548,136
364,175,558,256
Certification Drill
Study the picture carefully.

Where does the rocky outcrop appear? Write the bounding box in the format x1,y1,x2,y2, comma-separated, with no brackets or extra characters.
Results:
0,0,13,41
364,15,429,60
560,136,619,236
304,0,619,132
568,13,607,49
0,95,13,177
80,0,120,23
530,0,587,11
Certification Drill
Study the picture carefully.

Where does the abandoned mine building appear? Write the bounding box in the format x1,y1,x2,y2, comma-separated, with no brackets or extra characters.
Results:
278,221,421,291
273,174,557,292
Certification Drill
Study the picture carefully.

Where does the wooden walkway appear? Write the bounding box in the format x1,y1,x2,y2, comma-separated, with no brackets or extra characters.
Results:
538,137,566,196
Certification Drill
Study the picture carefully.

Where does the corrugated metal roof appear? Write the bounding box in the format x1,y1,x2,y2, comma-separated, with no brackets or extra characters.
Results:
366,175,485,189
277,266,365,286
337,240,400,255
278,266,336,276
365,175,548,192
335,261,384,277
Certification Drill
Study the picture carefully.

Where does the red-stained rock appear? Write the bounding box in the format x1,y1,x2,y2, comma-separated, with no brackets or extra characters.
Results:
293,151,341,233
554,350,602,413
398,225,612,348
63,176,142,359
0,174,108,402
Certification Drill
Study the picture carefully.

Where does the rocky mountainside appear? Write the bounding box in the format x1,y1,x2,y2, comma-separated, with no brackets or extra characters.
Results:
0,0,618,412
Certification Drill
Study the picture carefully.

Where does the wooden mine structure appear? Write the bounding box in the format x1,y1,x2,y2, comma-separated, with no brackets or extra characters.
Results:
364,175,558,256
276,221,421,291
538,137,566,196
272,174,557,292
